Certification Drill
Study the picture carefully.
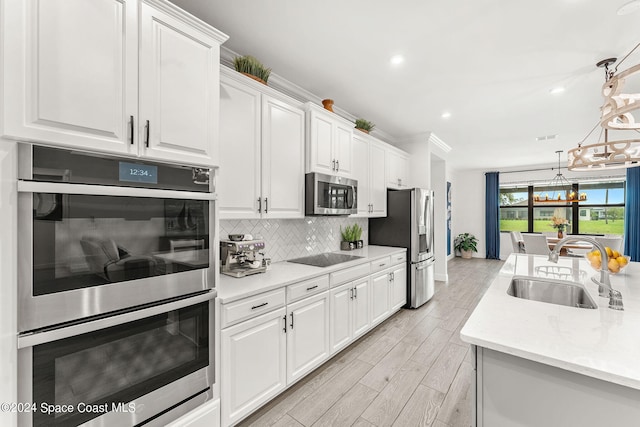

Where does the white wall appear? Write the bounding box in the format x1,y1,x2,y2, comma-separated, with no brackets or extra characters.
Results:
0,140,18,427
431,156,448,281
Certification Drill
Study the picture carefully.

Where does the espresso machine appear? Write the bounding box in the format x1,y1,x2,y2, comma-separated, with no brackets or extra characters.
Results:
220,239,267,278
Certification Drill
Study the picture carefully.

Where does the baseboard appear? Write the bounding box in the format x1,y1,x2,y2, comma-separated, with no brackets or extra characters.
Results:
435,273,448,282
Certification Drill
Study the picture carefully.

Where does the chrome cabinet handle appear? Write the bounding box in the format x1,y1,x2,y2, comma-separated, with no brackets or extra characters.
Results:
336,160,339,171
251,302,268,310
354,287,357,299
350,288,354,300
332,159,336,171
283,315,287,333
144,120,150,148
129,115,134,145
265,197,268,213
258,197,262,213
397,178,401,186
290,312,294,329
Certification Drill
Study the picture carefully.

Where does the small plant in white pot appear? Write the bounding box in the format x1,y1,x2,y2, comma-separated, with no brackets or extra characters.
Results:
454,233,478,259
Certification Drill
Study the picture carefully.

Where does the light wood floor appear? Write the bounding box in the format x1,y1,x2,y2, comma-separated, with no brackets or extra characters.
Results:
238,257,504,427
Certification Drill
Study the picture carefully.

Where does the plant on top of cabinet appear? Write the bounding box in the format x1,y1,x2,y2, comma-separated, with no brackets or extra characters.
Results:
354,118,375,134
340,224,363,250
234,55,272,85
454,233,479,259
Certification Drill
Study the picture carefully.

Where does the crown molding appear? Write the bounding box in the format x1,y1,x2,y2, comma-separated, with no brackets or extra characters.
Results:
429,133,452,153
221,46,397,144
143,0,228,43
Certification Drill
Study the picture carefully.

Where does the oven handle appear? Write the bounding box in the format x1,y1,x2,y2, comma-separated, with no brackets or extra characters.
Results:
17,181,216,200
18,290,216,349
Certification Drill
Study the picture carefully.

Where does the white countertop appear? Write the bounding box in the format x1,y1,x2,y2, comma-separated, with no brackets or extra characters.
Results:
217,245,405,304
461,253,640,390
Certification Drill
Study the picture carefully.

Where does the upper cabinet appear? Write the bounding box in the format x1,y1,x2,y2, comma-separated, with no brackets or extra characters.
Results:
1,0,228,167
386,147,411,189
306,104,353,178
218,69,305,220
352,133,387,217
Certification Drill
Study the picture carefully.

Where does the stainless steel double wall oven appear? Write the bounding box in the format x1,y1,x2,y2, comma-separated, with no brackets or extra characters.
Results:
17,144,217,426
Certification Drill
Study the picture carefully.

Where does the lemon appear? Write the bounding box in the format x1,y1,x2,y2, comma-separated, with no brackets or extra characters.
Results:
617,256,629,266
605,247,613,257
608,258,620,273
612,250,620,259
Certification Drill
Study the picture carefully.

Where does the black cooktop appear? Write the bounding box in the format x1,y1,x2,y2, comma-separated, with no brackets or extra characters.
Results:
287,253,364,268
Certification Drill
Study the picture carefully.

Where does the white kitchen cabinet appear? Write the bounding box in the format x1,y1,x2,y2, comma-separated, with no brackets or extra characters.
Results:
286,291,330,384
390,264,407,311
352,133,387,217
166,399,220,427
218,71,305,219
330,277,372,354
306,104,353,178
387,147,410,189
371,270,391,326
221,308,287,427
2,0,227,167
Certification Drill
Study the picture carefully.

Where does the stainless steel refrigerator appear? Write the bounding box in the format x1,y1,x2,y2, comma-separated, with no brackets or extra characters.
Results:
369,188,435,308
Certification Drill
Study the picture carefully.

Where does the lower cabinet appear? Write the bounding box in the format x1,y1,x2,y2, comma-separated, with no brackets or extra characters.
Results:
371,270,391,325
330,277,370,355
390,264,407,311
221,308,287,427
286,292,330,384
167,399,220,427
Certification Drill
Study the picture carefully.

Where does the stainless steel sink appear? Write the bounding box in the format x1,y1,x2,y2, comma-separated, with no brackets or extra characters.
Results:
507,276,597,309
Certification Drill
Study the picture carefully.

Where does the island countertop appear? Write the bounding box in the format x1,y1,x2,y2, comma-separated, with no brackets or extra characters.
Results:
460,253,640,390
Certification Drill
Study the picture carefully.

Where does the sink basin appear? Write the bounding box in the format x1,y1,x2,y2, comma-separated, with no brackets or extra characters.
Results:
507,276,597,309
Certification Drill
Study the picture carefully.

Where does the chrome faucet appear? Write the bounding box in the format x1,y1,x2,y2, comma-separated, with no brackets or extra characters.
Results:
548,236,623,311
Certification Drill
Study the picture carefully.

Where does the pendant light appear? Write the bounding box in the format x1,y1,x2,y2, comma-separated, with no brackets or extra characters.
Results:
568,43,640,171
533,151,586,203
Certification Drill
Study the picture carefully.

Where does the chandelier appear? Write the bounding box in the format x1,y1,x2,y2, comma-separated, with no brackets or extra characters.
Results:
568,42,640,171
533,150,586,203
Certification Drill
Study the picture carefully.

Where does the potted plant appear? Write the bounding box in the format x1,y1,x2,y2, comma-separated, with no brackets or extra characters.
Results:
233,55,272,85
454,233,478,259
340,224,363,250
354,118,375,134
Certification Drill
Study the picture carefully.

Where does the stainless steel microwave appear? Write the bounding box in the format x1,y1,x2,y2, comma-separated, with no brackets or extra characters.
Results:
305,172,357,215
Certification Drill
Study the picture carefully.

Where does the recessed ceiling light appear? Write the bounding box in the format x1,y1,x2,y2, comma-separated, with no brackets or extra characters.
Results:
549,86,565,95
390,55,404,66
535,134,558,141
617,0,640,15
441,112,451,119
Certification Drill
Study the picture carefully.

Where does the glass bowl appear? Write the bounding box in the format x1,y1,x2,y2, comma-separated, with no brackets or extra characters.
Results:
584,250,630,275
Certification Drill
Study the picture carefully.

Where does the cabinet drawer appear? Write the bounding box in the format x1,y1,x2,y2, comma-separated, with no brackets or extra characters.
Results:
391,252,407,264
221,288,286,328
287,275,330,303
370,256,392,273
330,263,370,287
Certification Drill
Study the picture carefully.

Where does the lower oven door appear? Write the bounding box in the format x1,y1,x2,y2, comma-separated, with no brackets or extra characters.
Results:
17,291,215,427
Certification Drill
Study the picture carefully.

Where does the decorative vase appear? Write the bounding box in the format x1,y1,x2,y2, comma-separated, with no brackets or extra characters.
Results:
557,230,564,239
240,72,267,85
322,99,334,112
340,241,355,251
461,249,473,259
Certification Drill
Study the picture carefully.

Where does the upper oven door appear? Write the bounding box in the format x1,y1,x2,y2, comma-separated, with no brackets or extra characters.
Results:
18,145,216,332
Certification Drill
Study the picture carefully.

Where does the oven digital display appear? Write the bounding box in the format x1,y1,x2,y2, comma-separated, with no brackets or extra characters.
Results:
119,162,158,184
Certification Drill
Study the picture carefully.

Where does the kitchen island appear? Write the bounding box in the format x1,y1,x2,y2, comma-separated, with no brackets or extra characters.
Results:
461,253,640,427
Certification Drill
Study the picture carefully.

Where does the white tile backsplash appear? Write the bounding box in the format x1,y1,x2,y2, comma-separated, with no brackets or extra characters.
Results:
220,217,368,262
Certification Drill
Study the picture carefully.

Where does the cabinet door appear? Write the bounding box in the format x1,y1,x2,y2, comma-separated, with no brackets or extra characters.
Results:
2,0,138,154
351,134,370,216
139,3,221,166
334,122,353,177
386,150,401,189
287,292,330,384
262,96,305,219
397,154,410,188
221,308,287,427
330,282,353,355
369,142,387,216
218,77,262,219
307,111,334,174
352,277,371,339
390,264,407,311
371,271,391,326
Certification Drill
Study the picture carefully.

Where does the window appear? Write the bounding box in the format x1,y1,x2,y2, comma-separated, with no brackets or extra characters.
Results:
499,179,625,235
499,186,529,232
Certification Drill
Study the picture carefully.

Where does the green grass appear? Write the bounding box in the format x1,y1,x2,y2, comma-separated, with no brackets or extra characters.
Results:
500,219,623,235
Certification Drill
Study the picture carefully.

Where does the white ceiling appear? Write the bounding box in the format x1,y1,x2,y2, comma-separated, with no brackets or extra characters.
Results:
171,0,640,170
